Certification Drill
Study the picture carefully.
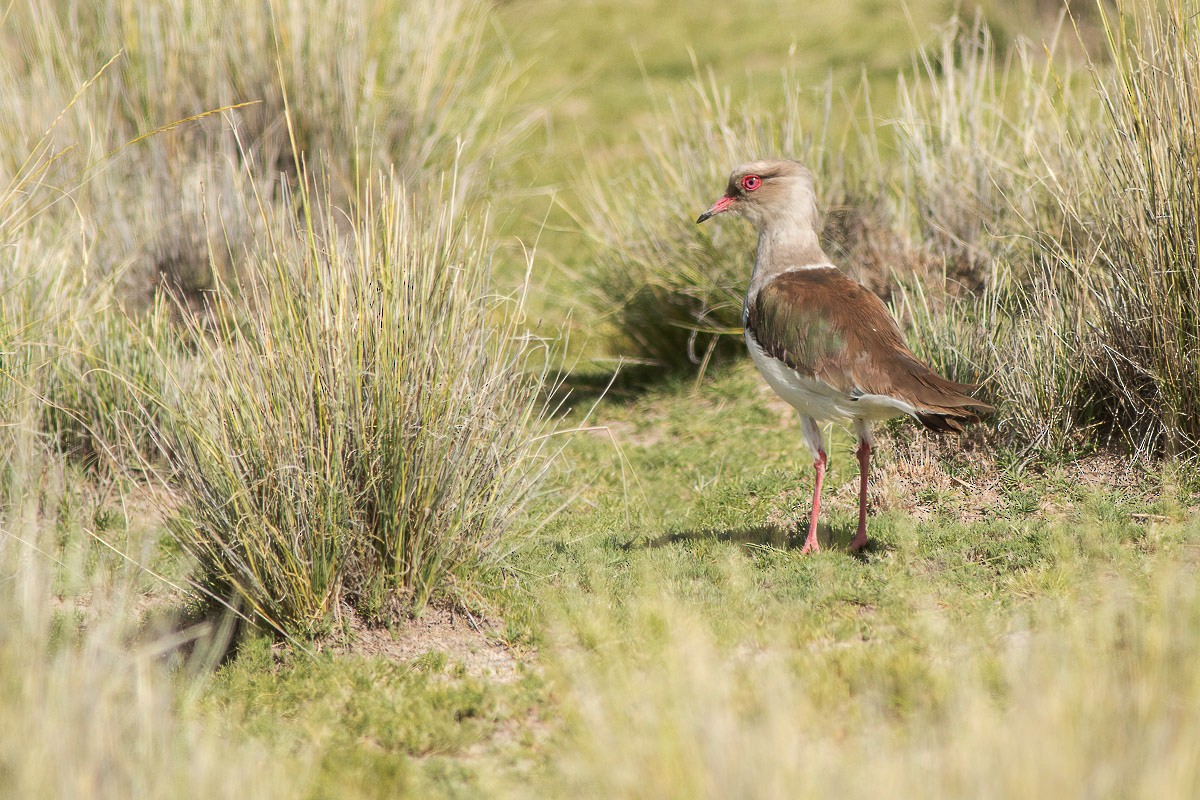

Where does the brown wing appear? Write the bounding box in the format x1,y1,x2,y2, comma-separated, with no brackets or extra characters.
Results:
746,268,993,430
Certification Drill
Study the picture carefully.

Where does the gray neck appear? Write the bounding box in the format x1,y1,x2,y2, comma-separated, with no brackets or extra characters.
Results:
746,218,830,301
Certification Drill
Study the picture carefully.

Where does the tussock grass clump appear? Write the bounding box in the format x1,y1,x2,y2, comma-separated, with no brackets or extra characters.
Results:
1,0,513,297
910,0,1200,456
1055,0,1200,455
882,18,1101,452
1,148,113,480
898,276,1096,452
1,142,310,800
161,176,556,635
2,0,506,185
1,126,188,476
890,15,1072,291
44,303,181,473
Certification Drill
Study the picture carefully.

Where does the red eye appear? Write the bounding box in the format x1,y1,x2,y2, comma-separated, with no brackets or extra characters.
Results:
741,175,761,191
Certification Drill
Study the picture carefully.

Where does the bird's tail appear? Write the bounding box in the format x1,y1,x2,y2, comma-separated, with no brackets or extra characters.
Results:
896,358,994,434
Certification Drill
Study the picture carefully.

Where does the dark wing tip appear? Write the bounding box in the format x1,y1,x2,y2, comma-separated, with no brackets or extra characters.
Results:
916,412,968,433
915,402,993,433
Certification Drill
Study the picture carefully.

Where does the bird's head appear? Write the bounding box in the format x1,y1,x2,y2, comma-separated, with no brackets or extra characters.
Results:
695,159,818,231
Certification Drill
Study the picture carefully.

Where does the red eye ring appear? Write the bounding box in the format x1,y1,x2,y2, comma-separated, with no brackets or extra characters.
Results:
741,175,762,192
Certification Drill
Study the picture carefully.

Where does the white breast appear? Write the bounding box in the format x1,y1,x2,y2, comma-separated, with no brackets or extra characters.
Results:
744,332,917,423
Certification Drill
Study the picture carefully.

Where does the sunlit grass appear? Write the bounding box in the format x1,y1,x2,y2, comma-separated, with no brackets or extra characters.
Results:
542,553,1200,798
155,172,558,635
2,0,1198,796
1058,0,1200,455
1,145,309,800
0,0,515,301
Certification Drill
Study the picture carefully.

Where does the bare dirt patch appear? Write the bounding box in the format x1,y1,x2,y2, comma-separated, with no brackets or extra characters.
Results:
327,606,529,683
865,429,1004,523
584,418,663,449
868,431,1159,523
764,421,1162,529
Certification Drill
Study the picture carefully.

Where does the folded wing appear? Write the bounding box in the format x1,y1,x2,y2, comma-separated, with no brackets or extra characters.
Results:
746,268,994,431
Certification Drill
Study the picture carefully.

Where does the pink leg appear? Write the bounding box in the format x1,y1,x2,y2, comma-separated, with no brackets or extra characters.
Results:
850,439,871,552
800,450,827,554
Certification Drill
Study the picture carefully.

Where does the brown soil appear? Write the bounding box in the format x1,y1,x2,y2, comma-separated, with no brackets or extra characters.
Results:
763,418,1158,528
865,428,1005,523
326,606,529,683
584,418,663,449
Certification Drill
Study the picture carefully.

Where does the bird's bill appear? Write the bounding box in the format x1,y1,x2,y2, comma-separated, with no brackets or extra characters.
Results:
696,195,735,223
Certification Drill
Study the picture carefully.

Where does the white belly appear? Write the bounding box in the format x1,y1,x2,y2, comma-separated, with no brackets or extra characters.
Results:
744,332,915,423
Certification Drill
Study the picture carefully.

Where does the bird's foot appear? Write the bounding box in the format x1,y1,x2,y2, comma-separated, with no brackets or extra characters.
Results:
849,529,869,553
800,529,821,555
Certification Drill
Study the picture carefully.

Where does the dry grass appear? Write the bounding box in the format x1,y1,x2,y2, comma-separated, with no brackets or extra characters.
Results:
912,0,1200,457
154,172,558,635
44,304,181,472
0,0,515,301
1,133,311,800
1057,0,1200,455
0,532,308,799
545,561,1200,799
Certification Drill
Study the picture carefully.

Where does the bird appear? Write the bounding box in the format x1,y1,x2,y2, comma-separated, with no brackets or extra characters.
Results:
696,159,992,554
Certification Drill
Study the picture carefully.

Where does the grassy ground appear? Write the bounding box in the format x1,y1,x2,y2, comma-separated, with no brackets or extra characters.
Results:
4,0,1199,797
189,360,1200,796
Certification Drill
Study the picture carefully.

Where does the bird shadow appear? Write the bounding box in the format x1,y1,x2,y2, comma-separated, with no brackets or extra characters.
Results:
636,524,795,551
632,523,883,559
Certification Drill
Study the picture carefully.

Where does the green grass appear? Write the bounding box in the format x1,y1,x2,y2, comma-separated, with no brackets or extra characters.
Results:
4,0,1200,797
487,364,1200,797
153,175,557,636
181,360,1200,795
202,636,545,798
